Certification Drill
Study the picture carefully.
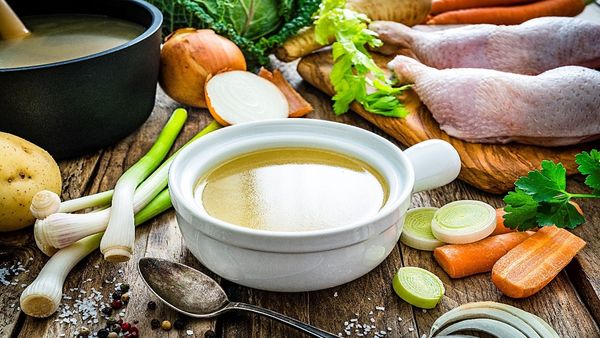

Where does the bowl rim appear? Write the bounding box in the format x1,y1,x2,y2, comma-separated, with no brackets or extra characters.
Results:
168,119,415,244
0,0,163,72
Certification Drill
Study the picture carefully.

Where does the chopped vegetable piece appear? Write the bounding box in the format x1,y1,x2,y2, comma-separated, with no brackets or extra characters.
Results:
205,71,289,126
431,200,496,244
431,301,559,338
491,208,514,236
258,67,313,118
492,226,586,298
433,232,534,279
400,207,444,251
435,318,527,338
392,267,444,309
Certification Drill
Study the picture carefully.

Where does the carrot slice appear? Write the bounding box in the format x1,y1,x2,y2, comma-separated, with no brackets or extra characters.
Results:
434,231,534,278
258,68,313,118
492,226,586,298
492,208,514,236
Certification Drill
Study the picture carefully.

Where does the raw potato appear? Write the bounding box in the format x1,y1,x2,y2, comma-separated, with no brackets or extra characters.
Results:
0,133,61,232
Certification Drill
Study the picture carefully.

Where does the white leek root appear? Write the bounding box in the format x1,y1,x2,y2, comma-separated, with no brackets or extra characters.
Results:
21,190,172,318
30,190,114,220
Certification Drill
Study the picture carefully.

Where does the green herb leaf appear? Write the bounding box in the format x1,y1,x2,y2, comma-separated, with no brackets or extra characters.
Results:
514,160,566,202
576,149,600,193
314,0,408,117
503,150,600,231
503,189,539,231
536,201,585,229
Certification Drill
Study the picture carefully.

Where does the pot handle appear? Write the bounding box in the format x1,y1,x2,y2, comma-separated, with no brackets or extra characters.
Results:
404,139,461,193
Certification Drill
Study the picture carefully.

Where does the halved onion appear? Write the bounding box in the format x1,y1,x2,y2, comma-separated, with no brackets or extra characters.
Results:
205,71,289,125
431,200,496,244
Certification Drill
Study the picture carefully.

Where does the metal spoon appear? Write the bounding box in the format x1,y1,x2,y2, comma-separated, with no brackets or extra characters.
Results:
138,257,338,338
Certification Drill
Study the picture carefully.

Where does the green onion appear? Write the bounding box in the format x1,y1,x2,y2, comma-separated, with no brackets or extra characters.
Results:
34,120,221,254
31,190,114,220
431,200,497,244
21,189,172,318
99,109,187,262
393,267,444,309
400,207,444,251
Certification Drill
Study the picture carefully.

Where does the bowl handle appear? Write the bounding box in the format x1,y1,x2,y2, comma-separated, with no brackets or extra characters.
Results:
404,139,461,193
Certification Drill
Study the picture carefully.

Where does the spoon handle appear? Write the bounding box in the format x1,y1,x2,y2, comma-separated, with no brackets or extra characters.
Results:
228,302,338,338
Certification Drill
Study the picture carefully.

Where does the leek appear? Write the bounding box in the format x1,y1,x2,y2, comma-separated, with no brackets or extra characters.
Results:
20,189,173,318
34,120,222,253
100,109,187,262
31,190,114,220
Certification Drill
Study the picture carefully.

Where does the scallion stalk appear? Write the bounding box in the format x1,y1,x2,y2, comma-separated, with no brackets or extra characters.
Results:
21,189,173,318
31,190,115,220
100,109,188,262
34,120,222,254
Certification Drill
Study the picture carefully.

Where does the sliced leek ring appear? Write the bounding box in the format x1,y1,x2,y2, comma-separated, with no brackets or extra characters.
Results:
431,200,496,244
436,318,528,338
430,302,559,338
392,267,444,309
400,207,444,251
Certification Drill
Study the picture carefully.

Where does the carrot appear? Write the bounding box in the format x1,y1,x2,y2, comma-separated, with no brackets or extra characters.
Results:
492,208,514,235
431,0,534,15
427,0,586,25
492,226,586,298
258,68,313,118
434,231,534,278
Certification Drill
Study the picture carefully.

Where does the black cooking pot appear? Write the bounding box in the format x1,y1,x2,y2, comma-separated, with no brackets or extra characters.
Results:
0,0,162,159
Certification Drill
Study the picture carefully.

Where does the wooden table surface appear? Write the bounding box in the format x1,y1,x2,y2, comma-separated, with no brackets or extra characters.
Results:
3,20,600,338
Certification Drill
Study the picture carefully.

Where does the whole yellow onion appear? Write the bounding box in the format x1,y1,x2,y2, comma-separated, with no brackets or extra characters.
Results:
159,29,247,108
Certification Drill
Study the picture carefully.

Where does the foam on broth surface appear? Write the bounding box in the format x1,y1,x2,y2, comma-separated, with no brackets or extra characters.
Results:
0,14,144,68
195,147,389,232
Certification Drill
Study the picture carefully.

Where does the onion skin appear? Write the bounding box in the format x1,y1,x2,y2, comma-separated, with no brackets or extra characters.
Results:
159,29,246,108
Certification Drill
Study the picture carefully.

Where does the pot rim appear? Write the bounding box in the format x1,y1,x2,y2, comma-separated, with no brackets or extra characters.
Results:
0,0,163,72
169,119,415,251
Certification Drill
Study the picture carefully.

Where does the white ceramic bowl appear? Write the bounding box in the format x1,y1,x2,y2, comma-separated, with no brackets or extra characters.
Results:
168,119,460,292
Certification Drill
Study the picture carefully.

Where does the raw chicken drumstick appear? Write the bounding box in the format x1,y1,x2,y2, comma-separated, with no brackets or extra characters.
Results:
388,55,600,147
372,17,600,75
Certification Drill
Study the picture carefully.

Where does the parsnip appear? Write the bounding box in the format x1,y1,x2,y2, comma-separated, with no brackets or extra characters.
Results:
274,0,431,62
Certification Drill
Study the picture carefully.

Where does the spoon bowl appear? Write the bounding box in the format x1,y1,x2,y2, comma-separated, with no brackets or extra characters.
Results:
138,258,338,338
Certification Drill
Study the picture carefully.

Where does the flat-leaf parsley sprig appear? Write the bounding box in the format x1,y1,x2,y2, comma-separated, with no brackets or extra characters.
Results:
503,149,600,231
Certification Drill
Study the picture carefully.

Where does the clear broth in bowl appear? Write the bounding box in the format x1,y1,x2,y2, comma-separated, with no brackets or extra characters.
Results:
194,147,389,232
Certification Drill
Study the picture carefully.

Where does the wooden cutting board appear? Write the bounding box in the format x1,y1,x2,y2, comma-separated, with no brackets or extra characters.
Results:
297,51,598,194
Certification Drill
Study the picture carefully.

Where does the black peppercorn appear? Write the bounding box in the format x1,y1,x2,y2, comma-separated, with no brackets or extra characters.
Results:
204,330,216,338
101,306,112,316
174,318,186,330
112,291,122,300
97,329,109,338
147,300,157,310
150,318,160,329
119,283,130,293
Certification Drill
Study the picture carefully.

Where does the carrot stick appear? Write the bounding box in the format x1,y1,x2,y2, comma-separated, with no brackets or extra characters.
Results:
258,68,313,118
427,0,586,25
431,0,535,15
492,226,586,298
492,208,514,235
434,231,534,278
